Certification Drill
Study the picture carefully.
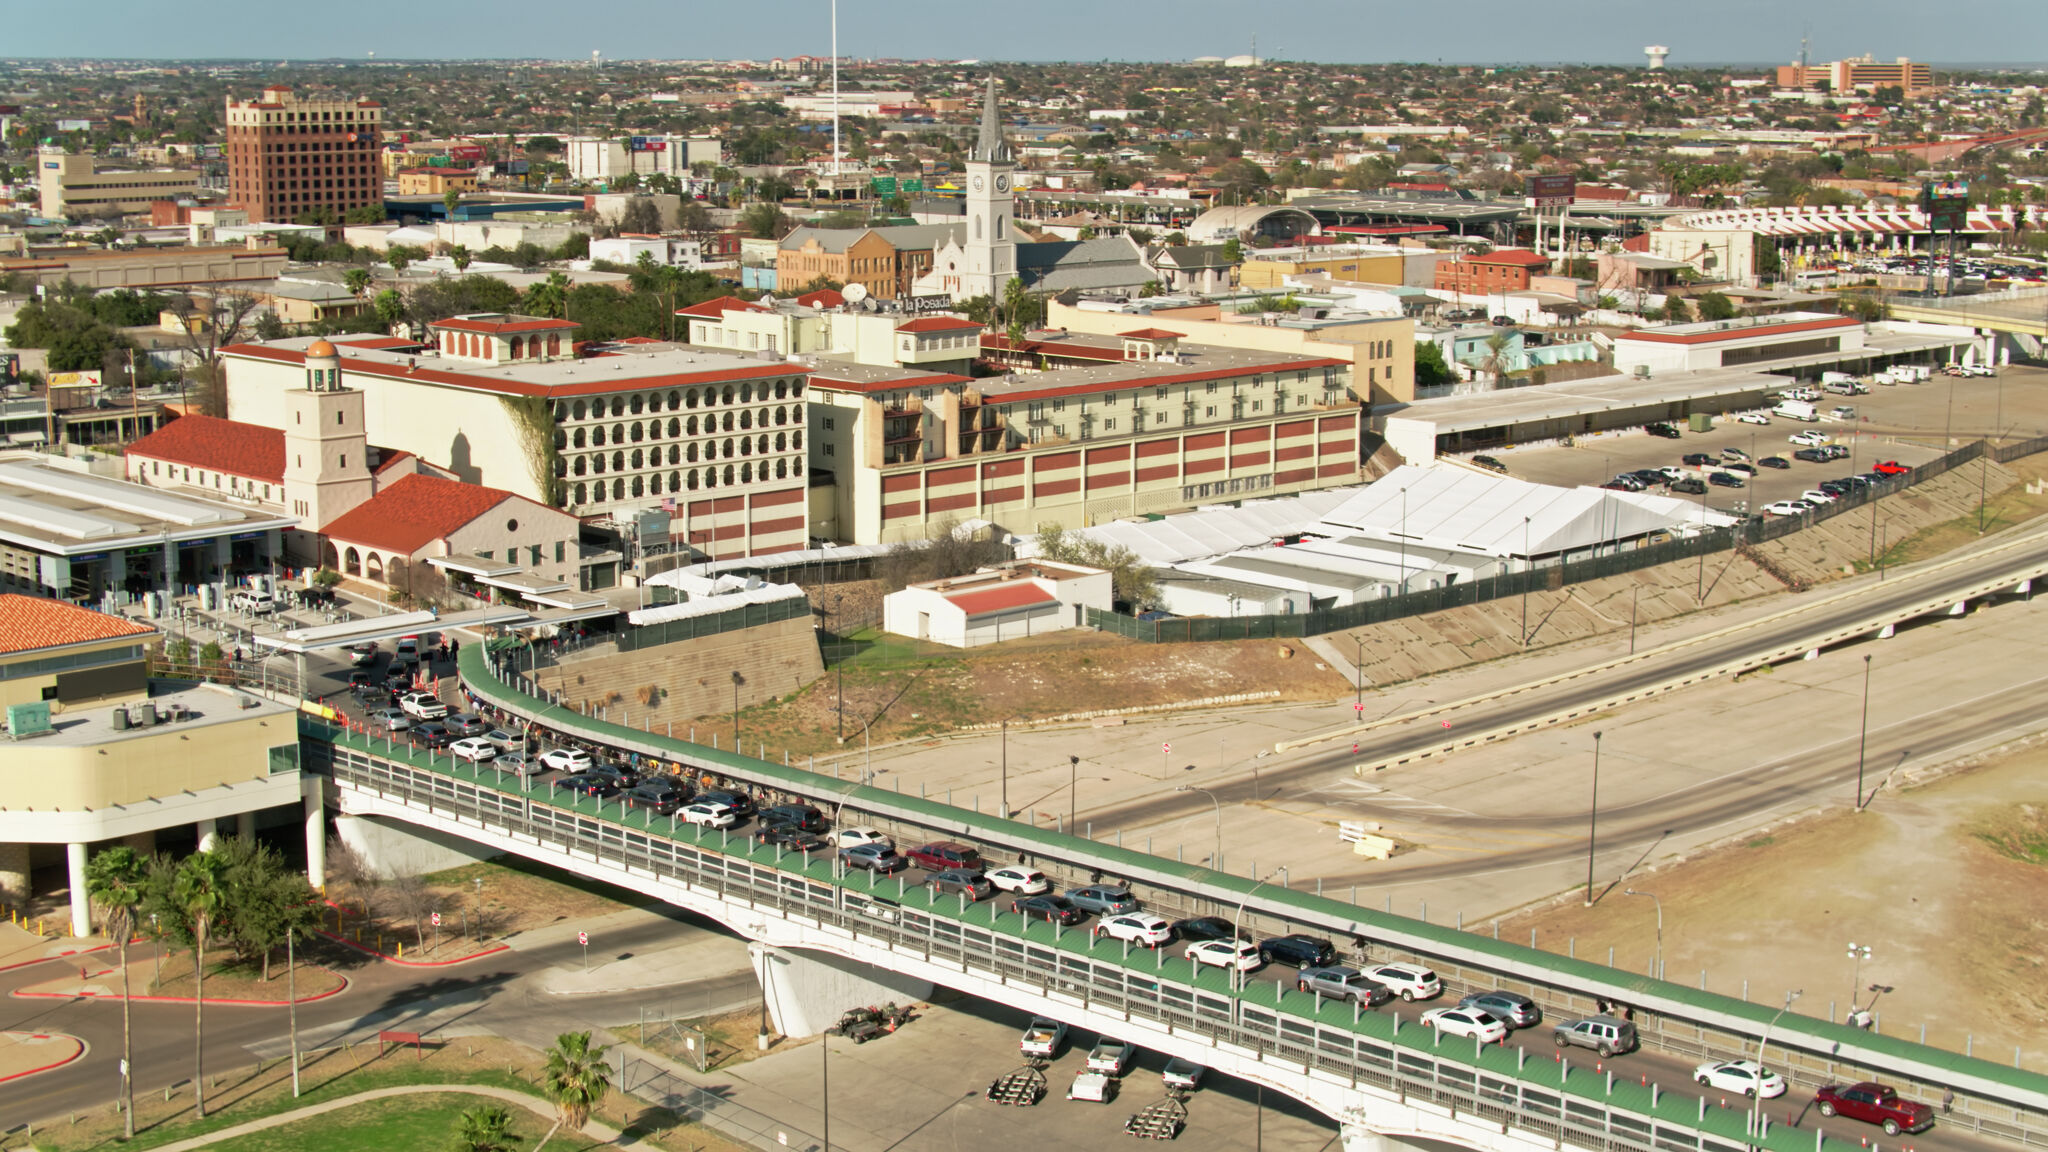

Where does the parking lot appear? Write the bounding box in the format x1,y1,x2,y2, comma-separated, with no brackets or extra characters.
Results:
1473,364,2048,514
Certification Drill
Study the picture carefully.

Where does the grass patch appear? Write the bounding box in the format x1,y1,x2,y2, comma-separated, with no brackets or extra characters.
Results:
202,1092,575,1152
1745,836,1777,849
1972,801,2048,866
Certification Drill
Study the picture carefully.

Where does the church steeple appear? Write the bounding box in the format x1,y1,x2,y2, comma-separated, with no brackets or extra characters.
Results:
970,76,1012,164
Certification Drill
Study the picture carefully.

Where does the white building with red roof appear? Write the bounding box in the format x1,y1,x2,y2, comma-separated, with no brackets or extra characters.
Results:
678,295,983,377
881,559,1111,648
318,472,581,597
1612,312,1866,376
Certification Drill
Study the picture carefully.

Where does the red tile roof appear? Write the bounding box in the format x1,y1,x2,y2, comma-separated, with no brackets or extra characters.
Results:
432,316,578,335
1117,328,1185,340
794,288,845,309
319,473,536,555
946,582,1057,616
0,594,156,658
896,316,983,333
123,413,285,483
676,294,770,319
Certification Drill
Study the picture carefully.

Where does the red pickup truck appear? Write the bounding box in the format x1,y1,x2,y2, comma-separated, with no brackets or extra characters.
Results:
1815,1082,1935,1136
906,841,983,872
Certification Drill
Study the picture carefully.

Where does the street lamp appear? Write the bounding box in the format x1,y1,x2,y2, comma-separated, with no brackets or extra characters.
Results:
1230,870,1283,1008
1520,515,1532,646
1625,888,1663,981
1751,990,1803,1148
1584,731,1603,906
1847,942,1872,1009
1000,719,1009,819
730,670,744,750
1179,784,1223,869
1069,754,1080,830
1353,633,1365,707
1855,654,1873,811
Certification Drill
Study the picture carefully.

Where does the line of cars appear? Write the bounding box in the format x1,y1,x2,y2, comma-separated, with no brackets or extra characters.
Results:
1017,1018,1207,1105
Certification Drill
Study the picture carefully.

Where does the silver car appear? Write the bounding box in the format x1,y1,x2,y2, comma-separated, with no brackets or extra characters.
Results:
1065,885,1138,915
369,707,411,732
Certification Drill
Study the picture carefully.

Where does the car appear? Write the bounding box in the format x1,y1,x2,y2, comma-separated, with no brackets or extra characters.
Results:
1067,1071,1119,1103
1759,456,1791,469
443,713,486,738
697,789,756,818
625,781,688,814
1297,966,1393,1005
1814,1082,1935,1136
384,665,415,689
1086,1038,1138,1076
408,722,453,749
1793,448,1830,463
1709,471,1745,488
448,737,497,763
346,669,374,689
1367,962,1442,1001
1161,1058,1207,1091
678,801,737,828
1629,468,1666,485
367,707,412,733
1065,885,1138,915
558,773,618,798
1658,465,1688,481
1669,477,1707,495
1763,501,1813,517
1458,991,1541,1028
926,868,994,899
834,826,891,851
345,641,378,667
583,761,640,790
1421,1007,1509,1044
1721,447,1750,461
1737,412,1770,425
228,589,276,614
1011,894,1085,925
1552,1014,1638,1057
1095,913,1173,947
1471,454,1507,474
1185,940,1262,972
985,865,1051,895
1874,460,1910,475
839,842,909,872
1172,916,1239,942
1820,444,1851,460
1830,406,1857,420
538,748,593,773
908,841,983,872
496,753,537,776
395,636,421,665
1258,934,1336,967
1790,430,1829,446
1020,1017,1068,1058
483,728,526,752
1801,489,1837,504
400,693,448,721
759,804,826,833
755,821,825,850
1648,423,1684,439
1723,461,1757,475
354,686,394,709
1693,1059,1787,1099
1682,452,1716,466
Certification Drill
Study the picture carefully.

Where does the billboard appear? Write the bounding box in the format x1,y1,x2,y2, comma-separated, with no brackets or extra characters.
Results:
1921,180,1970,232
1525,174,1576,209
870,175,898,196
628,136,668,152
47,370,102,389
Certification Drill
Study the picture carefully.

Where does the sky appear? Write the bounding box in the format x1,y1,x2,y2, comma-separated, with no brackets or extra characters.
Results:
8,0,2044,67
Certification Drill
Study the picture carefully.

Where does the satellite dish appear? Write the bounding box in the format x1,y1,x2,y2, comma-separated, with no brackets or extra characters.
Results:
843,283,868,304
863,297,880,312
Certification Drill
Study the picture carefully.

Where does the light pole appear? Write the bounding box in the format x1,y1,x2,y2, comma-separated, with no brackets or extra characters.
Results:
1625,888,1663,981
1521,515,1532,646
1628,583,1640,655
1069,754,1079,830
1584,731,1603,906
1847,942,1871,1009
1353,633,1365,707
1397,486,1410,594
821,1026,831,1152
1230,870,1283,1007
730,670,743,749
1000,719,1009,819
1179,784,1223,869
1751,990,1802,1148
1855,654,1873,810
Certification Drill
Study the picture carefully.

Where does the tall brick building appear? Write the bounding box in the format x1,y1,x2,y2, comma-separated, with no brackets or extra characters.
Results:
225,86,384,223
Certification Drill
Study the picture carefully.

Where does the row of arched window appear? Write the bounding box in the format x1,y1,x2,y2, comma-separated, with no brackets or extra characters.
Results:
441,331,562,360
556,379,802,422
555,407,799,450
559,432,800,477
569,458,802,506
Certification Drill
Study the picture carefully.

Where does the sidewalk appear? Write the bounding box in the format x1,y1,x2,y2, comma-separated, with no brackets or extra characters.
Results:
537,931,749,998
0,925,112,974
0,1030,86,1085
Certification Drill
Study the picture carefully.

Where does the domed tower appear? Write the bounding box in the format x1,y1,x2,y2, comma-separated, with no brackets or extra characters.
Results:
283,338,372,547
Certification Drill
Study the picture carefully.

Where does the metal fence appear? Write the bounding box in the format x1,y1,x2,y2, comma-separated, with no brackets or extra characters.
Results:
619,595,813,652
617,1054,824,1152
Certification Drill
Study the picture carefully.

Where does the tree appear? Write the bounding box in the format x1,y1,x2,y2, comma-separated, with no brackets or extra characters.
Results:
379,868,440,951
443,189,461,217
169,850,230,1118
388,249,414,276
1034,525,1160,610
343,268,373,298
521,271,571,320
451,1103,516,1152
740,201,793,240
1001,276,1032,347
165,287,263,417
1664,295,1692,323
1480,331,1515,386
372,289,405,331
537,1031,613,1150
450,245,473,273
1695,291,1737,322
1211,158,1271,202
619,198,662,235
1220,237,1243,265
1413,340,1455,390
85,847,146,1139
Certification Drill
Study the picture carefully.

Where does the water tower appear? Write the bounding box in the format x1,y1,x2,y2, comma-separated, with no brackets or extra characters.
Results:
1644,45,1670,70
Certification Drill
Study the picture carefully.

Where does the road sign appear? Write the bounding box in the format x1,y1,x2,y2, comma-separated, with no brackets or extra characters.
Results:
578,930,588,946
1441,720,1452,728
431,912,441,927
1162,742,1171,754
1354,702,1364,712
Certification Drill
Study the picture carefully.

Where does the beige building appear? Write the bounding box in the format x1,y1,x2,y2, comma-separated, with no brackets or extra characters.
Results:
0,594,314,938
319,471,583,595
36,148,200,219
396,168,478,196
679,294,983,376
0,244,287,291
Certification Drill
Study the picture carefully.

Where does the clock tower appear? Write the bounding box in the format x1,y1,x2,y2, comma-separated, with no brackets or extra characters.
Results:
959,76,1016,301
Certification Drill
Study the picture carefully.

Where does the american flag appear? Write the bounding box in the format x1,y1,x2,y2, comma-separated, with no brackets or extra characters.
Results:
662,498,676,512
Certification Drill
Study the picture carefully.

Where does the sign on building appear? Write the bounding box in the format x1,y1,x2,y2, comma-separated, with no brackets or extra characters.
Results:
1524,174,1576,209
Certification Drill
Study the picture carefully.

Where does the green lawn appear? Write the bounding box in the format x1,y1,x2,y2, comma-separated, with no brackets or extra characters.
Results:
203,1092,601,1152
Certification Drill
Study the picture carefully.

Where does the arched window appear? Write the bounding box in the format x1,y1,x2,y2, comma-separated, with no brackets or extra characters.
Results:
366,553,384,581
547,334,561,356
974,214,983,239
775,406,788,426
775,432,787,452
320,542,338,571
667,445,679,465
792,430,803,450
687,415,699,436
554,402,570,421
630,448,644,470
572,427,586,448
573,400,586,420
630,393,644,415
667,417,680,438
611,478,625,501
613,397,628,418
509,336,524,359
574,482,588,504
573,456,587,476
555,429,569,450
590,454,604,474
703,467,716,488
343,547,360,575
996,215,1005,240
669,470,680,492
723,464,735,486
553,457,567,478
686,388,699,408
591,425,605,446
722,412,735,432
741,462,753,484
631,475,644,498
686,442,699,463
776,458,788,479
722,385,735,405
775,380,787,400
728,437,740,457
756,434,768,456
668,390,681,411
631,422,644,442
739,410,753,430
611,451,625,473
612,422,625,444
793,458,803,477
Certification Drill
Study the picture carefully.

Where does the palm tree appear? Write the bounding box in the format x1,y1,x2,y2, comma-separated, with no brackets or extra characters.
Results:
85,847,144,1139
451,245,473,274
535,1031,612,1150
1481,331,1515,387
343,267,373,298
451,1103,515,1152
172,851,229,1119
521,272,570,320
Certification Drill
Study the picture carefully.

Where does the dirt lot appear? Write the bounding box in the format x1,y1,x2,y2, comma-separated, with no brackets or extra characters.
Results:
1499,740,2048,1061
321,856,653,960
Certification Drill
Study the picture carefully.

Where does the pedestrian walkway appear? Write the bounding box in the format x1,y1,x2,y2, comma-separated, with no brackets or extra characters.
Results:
129,1083,619,1152
0,1030,86,1084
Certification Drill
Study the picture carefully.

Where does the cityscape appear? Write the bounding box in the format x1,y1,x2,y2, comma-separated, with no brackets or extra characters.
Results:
0,27,2046,1152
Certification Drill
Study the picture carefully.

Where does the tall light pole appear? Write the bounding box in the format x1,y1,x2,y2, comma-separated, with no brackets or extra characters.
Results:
1179,784,1223,869
1520,515,1532,646
1353,633,1365,707
1397,486,1410,594
1855,654,1873,810
821,1026,831,1152
1751,990,1803,1148
1584,730,1603,906
1069,754,1080,829
730,669,743,750
1625,888,1663,981
1847,942,1871,1008
1000,719,1009,819
1230,870,1283,1007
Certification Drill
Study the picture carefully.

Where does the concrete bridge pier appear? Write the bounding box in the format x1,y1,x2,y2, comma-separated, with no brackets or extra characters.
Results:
749,941,934,1041
1341,1126,1399,1152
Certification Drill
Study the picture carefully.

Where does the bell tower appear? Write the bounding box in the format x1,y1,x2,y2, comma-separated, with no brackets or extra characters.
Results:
282,339,373,538
960,76,1017,301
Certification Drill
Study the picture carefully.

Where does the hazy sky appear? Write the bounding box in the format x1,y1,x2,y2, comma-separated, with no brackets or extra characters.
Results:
10,0,2041,67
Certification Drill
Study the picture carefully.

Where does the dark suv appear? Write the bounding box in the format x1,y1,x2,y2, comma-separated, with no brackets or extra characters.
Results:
1258,934,1336,967
758,804,826,833
696,789,755,818
1648,423,1683,439
624,781,688,814
584,761,641,790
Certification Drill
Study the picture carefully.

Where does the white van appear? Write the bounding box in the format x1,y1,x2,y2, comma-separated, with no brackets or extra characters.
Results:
1774,400,1819,422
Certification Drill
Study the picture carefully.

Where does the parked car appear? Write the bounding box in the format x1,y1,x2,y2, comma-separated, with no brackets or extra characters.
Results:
496,753,537,776
834,826,891,851
1086,1038,1138,1076
1367,963,1442,1001
538,748,593,773
1721,447,1750,461
583,761,640,790
1694,1059,1787,1099
1171,917,1239,942
395,636,421,665
839,842,908,872
1020,1017,1067,1058
1789,430,1830,446
1682,452,1716,466
1723,461,1757,475
400,693,448,721
228,589,275,614
695,789,754,817
679,800,738,828
1552,1014,1638,1057
756,823,828,854
1258,934,1336,968
558,774,619,799
1471,454,1508,473
759,804,826,833
346,669,374,689
1648,423,1684,439
1669,477,1707,495
985,865,1051,895
926,868,994,899
1297,966,1393,1005
1793,448,1831,463
1709,471,1745,488
1010,894,1085,925
1764,500,1813,517
1814,1083,1934,1136
1065,885,1138,915
1095,913,1173,947
1759,456,1792,469
1801,489,1837,504
1874,460,1911,475
1658,465,1688,481
408,722,453,749
449,737,497,763
909,841,983,872
625,781,688,814
1185,940,1262,972
345,641,378,667
1161,1059,1207,1091
1421,1007,1509,1044
1458,991,1541,1028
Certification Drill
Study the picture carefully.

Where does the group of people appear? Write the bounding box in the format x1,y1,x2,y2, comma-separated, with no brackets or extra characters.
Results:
1595,998,1635,1021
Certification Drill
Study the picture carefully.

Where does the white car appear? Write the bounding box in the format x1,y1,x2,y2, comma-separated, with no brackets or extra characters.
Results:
1692,1059,1786,1099
1095,913,1173,947
1658,465,1688,481
1185,940,1262,972
1420,1007,1509,1044
1763,500,1813,517
834,826,891,851
1801,489,1837,504
449,737,497,763
1789,430,1829,446
679,802,738,829
1737,412,1771,425
538,748,593,773
985,865,1051,895
1368,962,1442,1001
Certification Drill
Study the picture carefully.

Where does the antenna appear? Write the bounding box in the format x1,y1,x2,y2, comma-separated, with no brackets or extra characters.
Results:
1800,25,1810,70
831,0,841,177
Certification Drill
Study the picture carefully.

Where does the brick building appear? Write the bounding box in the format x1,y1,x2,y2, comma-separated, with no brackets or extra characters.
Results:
226,85,384,222
1432,248,1551,295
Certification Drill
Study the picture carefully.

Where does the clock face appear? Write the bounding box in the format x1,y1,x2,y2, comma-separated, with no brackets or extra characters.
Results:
972,176,985,192
994,174,1009,192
